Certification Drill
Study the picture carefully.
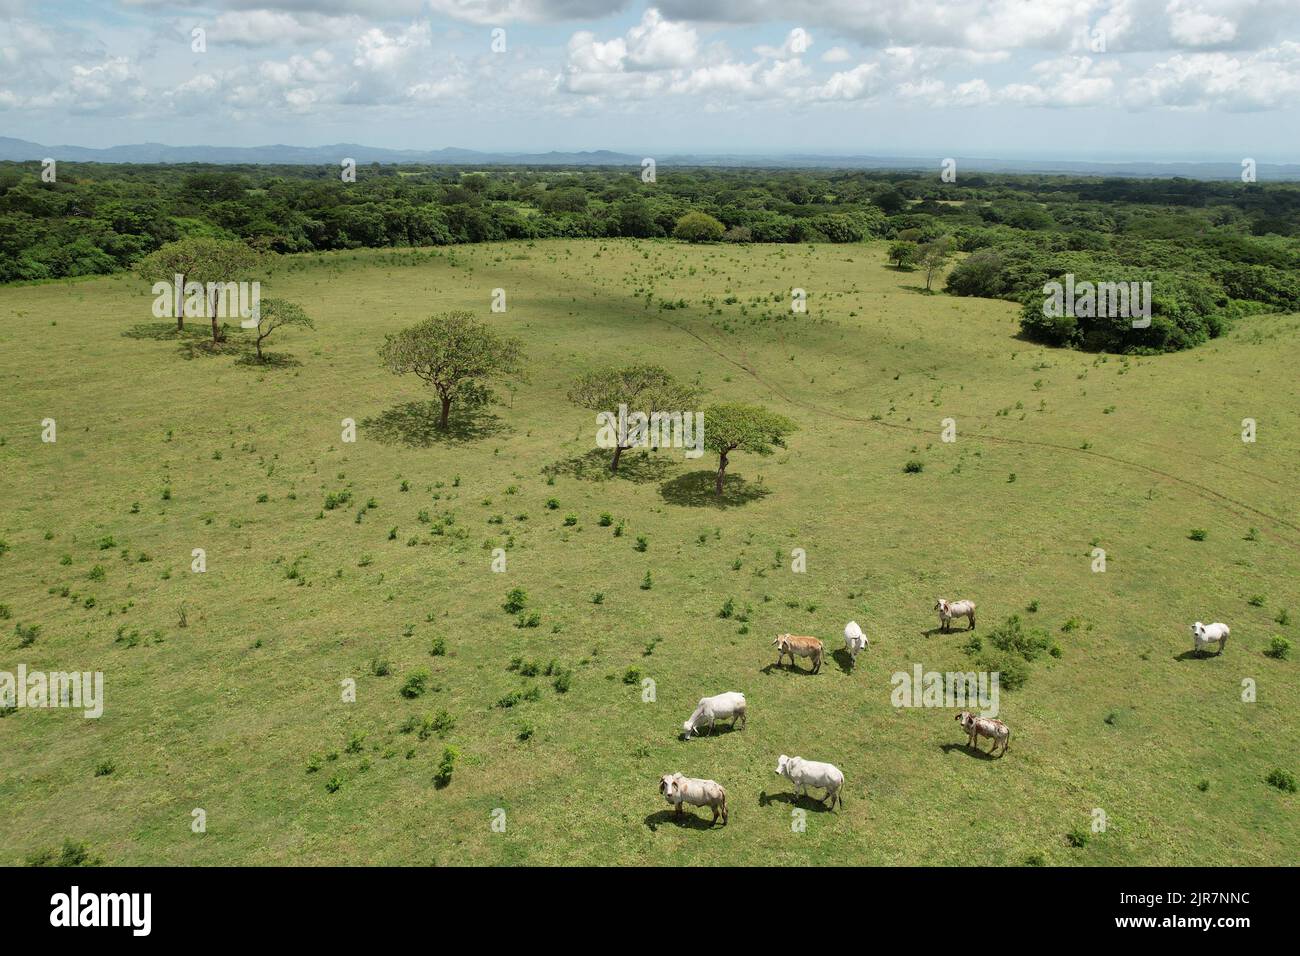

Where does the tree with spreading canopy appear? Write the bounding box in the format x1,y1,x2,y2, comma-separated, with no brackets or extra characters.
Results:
378,311,525,430
673,211,725,243
702,402,797,496
135,237,263,340
567,365,703,472
248,297,313,362
919,235,953,291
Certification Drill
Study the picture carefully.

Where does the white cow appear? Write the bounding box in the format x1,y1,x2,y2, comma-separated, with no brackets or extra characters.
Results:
659,773,728,825
775,755,845,809
935,598,976,632
1191,621,1229,656
843,621,868,664
682,692,747,738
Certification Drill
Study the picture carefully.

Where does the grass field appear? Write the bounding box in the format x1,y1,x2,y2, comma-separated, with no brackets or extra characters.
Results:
1,238,1297,866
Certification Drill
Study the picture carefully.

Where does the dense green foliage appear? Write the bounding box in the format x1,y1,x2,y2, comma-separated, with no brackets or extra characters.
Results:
3,161,1298,352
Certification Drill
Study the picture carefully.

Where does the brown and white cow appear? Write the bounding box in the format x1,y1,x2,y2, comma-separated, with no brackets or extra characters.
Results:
956,711,1010,756
658,773,728,825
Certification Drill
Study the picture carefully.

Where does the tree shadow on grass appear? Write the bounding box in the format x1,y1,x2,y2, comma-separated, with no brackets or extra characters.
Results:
234,351,303,369
940,742,999,761
757,790,836,812
659,470,770,508
542,448,676,485
643,809,724,831
900,284,939,295
362,400,506,447
1173,649,1223,662
121,322,210,342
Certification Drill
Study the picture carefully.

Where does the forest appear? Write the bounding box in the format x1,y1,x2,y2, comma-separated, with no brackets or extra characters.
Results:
3,162,1298,353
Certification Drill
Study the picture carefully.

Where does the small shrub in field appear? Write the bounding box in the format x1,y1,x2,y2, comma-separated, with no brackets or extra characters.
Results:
430,636,446,656
370,658,392,677
94,760,115,777
1275,608,1291,626
1026,600,1040,613
1248,594,1266,607
0,604,9,620
325,776,342,794
622,667,641,685
15,622,40,647
497,691,522,708
553,669,572,694
1266,769,1296,793
591,592,604,605
1024,852,1046,866
434,746,458,787
563,514,578,527
324,490,352,510
519,660,540,677
503,588,527,613
634,534,648,552
903,460,924,473
24,840,101,867
1266,636,1290,660
719,598,735,619
1065,827,1091,848
517,721,535,741
598,513,613,527
515,612,541,629
640,571,652,590
1188,528,1207,541
1197,779,1210,792
546,498,559,510
88,565,105,581
400,670,430,699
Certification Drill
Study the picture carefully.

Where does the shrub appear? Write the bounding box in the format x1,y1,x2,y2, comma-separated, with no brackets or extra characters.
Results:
903,460,924,473
598,512,613,527
719,598,735,619
673,211,725,243
515,612,541,629
1276,608,1291,626
503,587,527,613
1265,769,1296,793
370,658,392,677
325,776,342,794
434,746,458,787
634,534,648,552
15,622,40,647
1065,827,1091,848
622,667,641,685
400,669,431,699
591,592,604,605
553,670,572,694
563,514,578,526
1266,636,1291,660
430,636,447,656
517,721,535,741
25,840,102,867
94,760,115,777
1189,528,1208,541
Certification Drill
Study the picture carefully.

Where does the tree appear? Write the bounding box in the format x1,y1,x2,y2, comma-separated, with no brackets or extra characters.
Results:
672,211,725,243
888,240,919,270
379,311,524,429
567,365,702,472
249,298,313,362
702,403,797,496
137,237,262,339
919,236,953,291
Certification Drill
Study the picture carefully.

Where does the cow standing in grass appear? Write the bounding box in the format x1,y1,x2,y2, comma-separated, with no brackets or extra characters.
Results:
1191,622,1229,656
935,598,976,632
956,711,1010,757
659,773,728,825
773,634,824,673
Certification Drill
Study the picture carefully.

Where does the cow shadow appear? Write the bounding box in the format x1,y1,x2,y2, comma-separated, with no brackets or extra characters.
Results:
1174,649,1223,662
758,790,836,812
644,810,723,831
542,448,675,485
940,742,999,761
679,721,744,739
760,662,821,677
924,625,973,637
659,471,770,508
362,401,506,447
831,648,859,674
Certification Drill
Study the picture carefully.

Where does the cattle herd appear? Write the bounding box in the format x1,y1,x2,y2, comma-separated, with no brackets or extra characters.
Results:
658,599,1234,826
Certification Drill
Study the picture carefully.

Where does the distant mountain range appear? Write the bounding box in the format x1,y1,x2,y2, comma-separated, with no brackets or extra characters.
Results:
2,136,1296,180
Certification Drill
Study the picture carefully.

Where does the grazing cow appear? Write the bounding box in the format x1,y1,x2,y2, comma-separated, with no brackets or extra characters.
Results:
775,755,845,809
682,691,747,738
659,773,728,825
1191,621,1229,656
935,598,976,632
773,633,824,673
955,711,1010,756
843,621,868,664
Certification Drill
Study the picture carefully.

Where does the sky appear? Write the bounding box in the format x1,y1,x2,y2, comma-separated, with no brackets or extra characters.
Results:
1,0,1299,160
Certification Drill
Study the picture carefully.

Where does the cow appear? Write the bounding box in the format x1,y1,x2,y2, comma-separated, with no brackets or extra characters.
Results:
682,691,747,738
775,755,845,809
659,773,728,825
1191,621,1229,656
955,711,1010,757
773,634,824,673
935,598,976,632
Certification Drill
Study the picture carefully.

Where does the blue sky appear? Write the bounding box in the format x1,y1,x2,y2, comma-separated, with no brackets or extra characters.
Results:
2,1,1299,159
